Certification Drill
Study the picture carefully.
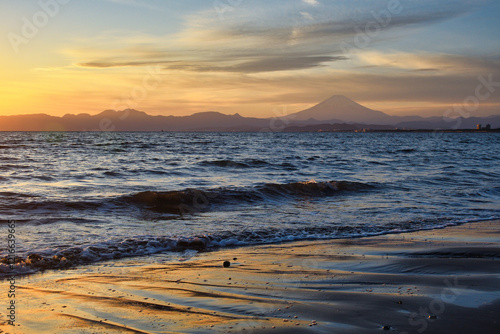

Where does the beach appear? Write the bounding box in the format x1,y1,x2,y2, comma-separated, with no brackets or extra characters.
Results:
1,219,499,333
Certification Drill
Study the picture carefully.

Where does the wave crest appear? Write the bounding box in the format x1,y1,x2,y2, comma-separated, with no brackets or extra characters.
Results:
127,180,373,214
0,217,464,277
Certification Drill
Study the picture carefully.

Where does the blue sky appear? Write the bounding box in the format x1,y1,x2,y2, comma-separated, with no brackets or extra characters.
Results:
1,0,499,117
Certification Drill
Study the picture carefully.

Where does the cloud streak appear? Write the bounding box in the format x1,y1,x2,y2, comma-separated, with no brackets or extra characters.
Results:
303,0,320,6
79,56,347,73
75,0,478,74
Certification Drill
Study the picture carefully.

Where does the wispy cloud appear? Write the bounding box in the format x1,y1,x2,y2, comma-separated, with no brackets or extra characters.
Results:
74,1,477,75
355,51,500,73
303,0,320,6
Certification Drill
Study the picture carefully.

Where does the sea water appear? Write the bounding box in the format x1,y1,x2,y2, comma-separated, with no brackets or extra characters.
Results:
1,131,499,274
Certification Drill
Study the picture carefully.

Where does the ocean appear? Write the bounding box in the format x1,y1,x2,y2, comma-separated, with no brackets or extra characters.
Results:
1,131,499,275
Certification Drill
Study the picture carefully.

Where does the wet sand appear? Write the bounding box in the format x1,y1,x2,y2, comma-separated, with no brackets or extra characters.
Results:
1,220,500,333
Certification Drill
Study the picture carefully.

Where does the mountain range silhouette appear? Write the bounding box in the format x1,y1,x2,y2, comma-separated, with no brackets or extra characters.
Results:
1,95,498,131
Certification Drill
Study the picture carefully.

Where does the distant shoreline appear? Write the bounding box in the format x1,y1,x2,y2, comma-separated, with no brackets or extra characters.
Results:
354,128,500,133
0,129,499,133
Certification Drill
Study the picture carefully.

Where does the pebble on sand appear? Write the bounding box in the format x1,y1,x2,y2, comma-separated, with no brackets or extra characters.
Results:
223,261,231,267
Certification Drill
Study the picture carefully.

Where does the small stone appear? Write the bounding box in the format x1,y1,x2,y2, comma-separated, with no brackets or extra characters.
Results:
223,261,231,268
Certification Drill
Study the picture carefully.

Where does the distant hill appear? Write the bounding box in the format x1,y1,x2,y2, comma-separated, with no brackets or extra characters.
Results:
286,95,394,124
0,109,272,132
1,95,499,131
286,95,431,125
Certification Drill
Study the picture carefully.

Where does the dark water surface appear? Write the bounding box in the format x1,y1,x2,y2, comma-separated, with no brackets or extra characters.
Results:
1,132,499,274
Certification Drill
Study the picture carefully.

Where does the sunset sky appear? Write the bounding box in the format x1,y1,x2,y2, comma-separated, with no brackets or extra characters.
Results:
1,0,499,118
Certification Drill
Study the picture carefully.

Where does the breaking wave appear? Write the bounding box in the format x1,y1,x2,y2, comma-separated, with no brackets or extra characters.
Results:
126,180,374,214
0,217,468,277
0,180,374,218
